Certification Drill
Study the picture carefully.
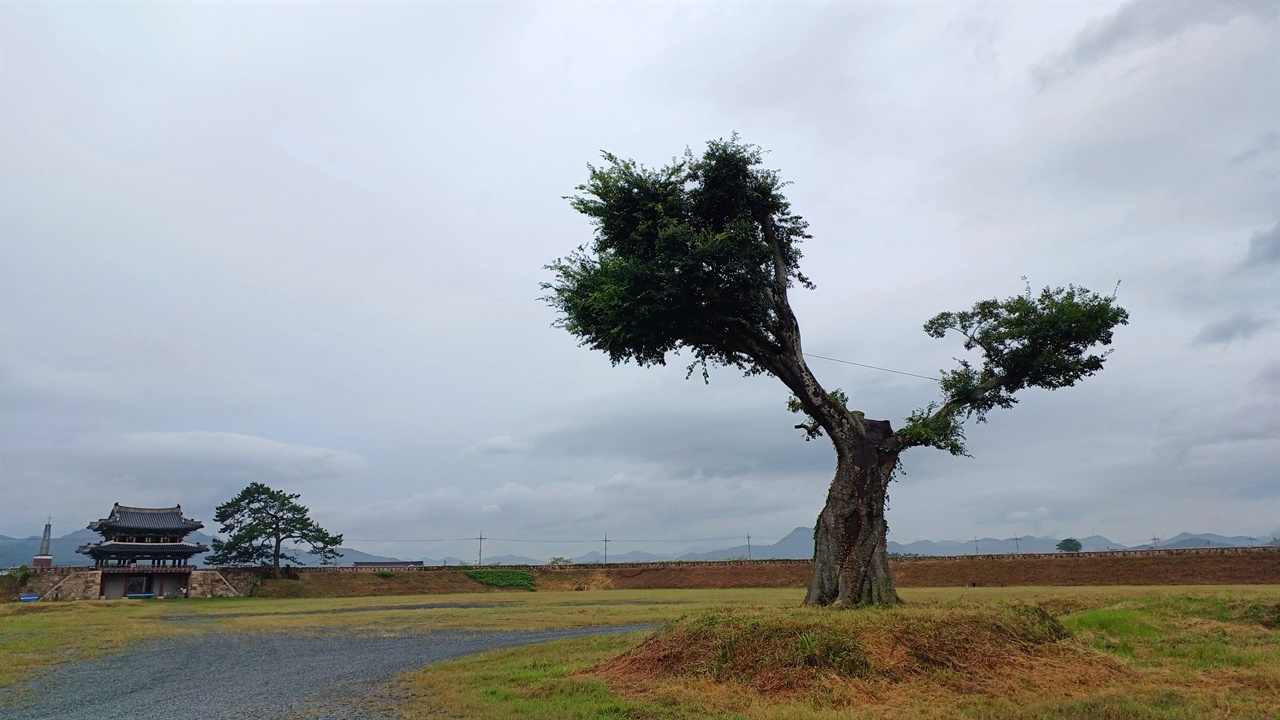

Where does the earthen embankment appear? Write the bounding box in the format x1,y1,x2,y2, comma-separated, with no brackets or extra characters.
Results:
259,547,1278,597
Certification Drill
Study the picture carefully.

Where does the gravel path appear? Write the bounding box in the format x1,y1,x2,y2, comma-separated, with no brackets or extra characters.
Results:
0,624,654,720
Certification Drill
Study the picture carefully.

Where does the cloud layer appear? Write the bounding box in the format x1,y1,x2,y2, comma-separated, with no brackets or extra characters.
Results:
2,3,1276,557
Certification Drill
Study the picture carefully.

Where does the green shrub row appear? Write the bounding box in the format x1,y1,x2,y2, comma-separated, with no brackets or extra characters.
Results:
464,569,536,590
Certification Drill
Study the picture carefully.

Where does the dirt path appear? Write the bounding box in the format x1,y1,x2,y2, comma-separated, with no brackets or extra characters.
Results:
0,625,653,720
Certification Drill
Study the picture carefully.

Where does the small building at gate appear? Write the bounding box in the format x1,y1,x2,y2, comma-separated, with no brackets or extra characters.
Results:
76,504,209,599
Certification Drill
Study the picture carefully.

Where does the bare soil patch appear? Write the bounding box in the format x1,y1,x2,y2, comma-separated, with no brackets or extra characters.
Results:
891,553,1280,588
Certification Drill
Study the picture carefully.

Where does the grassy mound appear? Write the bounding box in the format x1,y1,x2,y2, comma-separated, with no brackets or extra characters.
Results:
593,604,1110,697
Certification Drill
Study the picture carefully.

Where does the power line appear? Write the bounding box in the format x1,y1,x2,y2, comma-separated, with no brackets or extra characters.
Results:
345,534,750,544
803,352,939,382
346,537,481,543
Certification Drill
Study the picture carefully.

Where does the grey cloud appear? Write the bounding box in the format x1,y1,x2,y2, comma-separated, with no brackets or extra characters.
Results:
530,403,836,481
1254,362,1280,392
103,431,365,477
1192,312,1272,346
334,473,819,560
1243,222,1280,268
1156,398,1280,461
3,4,1277,549
10,428,361,480
0,429,366,539
26,431,368,487
466,435,533,455
1032,0,1277,87
272,130,391,198
1230,131,1280,166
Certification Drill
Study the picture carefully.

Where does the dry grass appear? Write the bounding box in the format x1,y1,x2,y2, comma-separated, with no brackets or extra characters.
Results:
173,588,802,634
589,604,1130,713
0,600,189,687
396,586,1280,720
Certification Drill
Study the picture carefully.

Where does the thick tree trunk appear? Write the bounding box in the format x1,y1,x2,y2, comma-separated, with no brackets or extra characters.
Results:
804,419,901,607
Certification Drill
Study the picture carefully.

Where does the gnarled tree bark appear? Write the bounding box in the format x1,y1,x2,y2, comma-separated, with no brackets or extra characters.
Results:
804,419,901,607
755,216,904,607
762,342,903,607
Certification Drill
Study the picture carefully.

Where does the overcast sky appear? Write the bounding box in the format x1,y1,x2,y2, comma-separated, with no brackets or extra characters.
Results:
2,2,1276,560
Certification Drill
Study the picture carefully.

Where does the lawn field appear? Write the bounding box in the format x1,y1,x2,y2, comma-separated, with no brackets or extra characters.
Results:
3,585,1278,718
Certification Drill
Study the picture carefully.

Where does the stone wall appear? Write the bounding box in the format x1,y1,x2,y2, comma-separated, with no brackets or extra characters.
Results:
216,568,263,597
14,569,248,600
26,570,101,600
188,570,242,598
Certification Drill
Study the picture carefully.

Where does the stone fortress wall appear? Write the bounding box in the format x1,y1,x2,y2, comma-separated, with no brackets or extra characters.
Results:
17,567,244,600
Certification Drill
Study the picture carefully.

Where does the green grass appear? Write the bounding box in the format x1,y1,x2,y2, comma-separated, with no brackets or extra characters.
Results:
0,601,189,687
4,585,1278,719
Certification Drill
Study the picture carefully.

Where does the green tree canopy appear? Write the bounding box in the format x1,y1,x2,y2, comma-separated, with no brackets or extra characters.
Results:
544,137,1127,607
205,482,343,578
545,137,812,382
1056,538,1083,553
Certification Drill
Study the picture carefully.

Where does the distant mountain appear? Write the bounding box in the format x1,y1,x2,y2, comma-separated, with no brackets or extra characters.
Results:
482,554,544,565
675,527,814,561
0,530,134,568
0,528,398,568
888,535,1127,556
1165,532,1267,547
1077,535,1125,552
1127,533,1265,550
284,546,400,567
598,549,675,563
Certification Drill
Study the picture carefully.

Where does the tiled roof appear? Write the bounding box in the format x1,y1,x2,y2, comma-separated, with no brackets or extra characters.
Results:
88,503,204,532
77,540,209,556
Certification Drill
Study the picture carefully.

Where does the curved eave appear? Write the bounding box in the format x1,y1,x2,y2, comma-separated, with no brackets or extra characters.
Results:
77,541,209,557
88,520,204,533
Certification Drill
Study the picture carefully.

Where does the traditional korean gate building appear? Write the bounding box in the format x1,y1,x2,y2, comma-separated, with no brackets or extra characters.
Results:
76,504,209,599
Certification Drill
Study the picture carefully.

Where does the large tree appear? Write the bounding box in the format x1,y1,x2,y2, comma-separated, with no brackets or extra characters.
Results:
543,137,1128,607
205,482,344,578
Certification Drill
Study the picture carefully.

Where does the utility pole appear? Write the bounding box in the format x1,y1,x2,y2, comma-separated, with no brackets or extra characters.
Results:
1150,535,1160,550
746,534,752,561
1247,536,1254,548
974,536,980,556
477,531,485,565
602,533,610,564
1013,535,1020,554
